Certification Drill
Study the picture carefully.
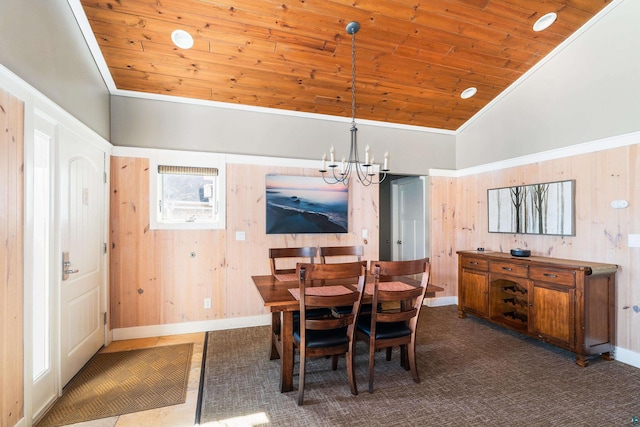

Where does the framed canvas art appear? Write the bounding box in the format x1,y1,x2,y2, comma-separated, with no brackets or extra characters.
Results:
488,179,575,236
266,174,348,234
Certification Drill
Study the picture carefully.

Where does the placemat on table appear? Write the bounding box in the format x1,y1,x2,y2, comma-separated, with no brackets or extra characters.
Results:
364,281,416,295
289,285,353,300
274,273,298,282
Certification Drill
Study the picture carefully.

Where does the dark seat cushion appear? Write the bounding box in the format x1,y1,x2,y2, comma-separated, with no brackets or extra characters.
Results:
356,314,411,340
293,324,349,348
292,308,332,321
331,303,376,317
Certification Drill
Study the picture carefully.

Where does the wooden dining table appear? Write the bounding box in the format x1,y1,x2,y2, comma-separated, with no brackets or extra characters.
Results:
252,273,444,393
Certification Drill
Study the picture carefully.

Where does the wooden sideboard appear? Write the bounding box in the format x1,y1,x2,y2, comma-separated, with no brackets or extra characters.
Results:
457,250,617,366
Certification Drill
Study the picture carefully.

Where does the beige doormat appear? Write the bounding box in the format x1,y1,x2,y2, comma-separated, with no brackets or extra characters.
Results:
37,343,193,427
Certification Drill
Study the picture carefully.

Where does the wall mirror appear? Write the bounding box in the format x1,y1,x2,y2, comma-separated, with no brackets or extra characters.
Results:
488,180,575,236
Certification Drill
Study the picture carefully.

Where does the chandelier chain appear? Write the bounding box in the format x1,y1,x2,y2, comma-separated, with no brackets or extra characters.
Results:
351,29,357,128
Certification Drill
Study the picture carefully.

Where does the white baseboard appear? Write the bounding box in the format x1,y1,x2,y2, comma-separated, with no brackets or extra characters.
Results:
614,346,640,369
111,314,272,341
424,296,458,307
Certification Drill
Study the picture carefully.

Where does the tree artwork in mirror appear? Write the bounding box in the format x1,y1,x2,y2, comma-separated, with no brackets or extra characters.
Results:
488,180,575,236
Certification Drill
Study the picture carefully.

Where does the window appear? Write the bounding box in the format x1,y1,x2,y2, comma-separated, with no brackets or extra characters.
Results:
158,165,218,223
150,151,225,230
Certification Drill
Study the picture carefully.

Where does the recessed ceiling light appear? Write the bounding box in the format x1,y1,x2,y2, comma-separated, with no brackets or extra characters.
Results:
533,12,557,32
461,87,477,99
171,29,194,49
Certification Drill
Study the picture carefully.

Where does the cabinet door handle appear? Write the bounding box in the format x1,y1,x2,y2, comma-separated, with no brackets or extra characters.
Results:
470,261,478,265
502,267,513,271
543,273,557,278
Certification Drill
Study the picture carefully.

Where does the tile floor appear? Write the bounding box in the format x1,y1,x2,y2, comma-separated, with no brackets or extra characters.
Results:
55,333,205,427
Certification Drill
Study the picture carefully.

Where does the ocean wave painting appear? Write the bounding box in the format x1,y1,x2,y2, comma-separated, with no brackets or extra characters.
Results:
266,174,349,234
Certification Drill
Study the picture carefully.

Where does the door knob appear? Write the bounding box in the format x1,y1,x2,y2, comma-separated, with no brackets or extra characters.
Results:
62,252,80,280
397,240,402,244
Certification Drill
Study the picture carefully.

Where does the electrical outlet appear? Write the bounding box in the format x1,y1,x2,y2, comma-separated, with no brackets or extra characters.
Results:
629,234,640,248
204,298,212,309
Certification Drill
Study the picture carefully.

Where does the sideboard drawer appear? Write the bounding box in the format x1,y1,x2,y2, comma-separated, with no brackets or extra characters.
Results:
462,257,488,271
530,267,575,286
490,261,528,278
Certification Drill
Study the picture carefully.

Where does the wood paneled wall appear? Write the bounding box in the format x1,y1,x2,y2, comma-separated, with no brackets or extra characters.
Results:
430,144,640,353
110,157,225,327
110,157,378,328
0,89,24,426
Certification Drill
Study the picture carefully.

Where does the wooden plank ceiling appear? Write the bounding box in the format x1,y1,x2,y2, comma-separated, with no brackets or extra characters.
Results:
79,0,611,131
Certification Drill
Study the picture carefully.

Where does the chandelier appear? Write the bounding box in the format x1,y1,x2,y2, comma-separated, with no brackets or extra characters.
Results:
320,21,389,186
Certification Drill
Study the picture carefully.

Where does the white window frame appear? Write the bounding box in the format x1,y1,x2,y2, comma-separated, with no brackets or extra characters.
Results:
150,150,226,230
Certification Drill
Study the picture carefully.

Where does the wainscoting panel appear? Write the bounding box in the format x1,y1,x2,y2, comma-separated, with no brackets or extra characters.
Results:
110,157,225,328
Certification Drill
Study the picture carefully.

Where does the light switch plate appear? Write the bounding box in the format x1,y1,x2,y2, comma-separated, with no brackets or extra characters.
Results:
629,234,640,248
235,231,246,241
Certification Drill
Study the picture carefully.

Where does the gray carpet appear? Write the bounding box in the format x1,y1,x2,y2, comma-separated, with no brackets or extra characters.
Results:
199,305,640,426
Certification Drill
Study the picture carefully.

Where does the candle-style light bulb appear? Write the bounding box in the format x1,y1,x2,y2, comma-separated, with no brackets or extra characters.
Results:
330,145,335,164
365,144,370,164
322,153,326,170
341,157,346,174
384,151,389,170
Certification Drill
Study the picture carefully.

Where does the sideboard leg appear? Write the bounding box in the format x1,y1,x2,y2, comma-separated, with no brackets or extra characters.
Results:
601,351,615,361
575,354,590,367
458,310,467,319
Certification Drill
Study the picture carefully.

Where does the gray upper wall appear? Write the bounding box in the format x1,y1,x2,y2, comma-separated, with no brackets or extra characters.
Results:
110,95,456,175
0,0,110,139
456,0,639,169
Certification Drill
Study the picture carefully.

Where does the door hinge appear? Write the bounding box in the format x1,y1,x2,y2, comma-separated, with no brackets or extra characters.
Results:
103,242,107,254
104,171,107,184
103,312,107,325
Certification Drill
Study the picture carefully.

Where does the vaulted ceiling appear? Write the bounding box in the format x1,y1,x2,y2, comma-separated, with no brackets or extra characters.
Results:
77,0,611,131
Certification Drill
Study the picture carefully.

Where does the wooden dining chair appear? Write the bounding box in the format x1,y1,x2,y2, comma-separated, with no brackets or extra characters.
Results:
319,245,364,264
318,246,367,316
356,257,431,393
269,246,317,279
266,247,320,360
293,261,366,405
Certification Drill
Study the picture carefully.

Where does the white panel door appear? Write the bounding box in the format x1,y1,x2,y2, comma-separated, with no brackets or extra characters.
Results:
392,177,425,261
59,128,106,387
